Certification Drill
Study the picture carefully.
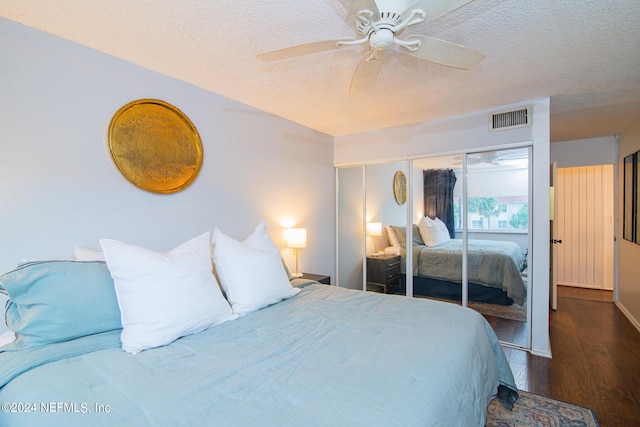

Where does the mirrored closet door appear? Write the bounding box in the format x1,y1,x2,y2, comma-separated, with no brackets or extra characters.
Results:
465,147,531,347
336,145,532,349
337,166,364,290
409,147,531,347
364,162,407,296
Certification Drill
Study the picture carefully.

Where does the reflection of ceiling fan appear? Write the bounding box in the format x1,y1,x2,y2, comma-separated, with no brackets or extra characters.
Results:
452,149,529,168
468,152,508,166
257,0,484,94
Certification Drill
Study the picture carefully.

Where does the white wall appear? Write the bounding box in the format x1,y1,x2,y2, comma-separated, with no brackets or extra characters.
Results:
617,121,640,330
335,99,552,357
551,136,617,167
365,161,408,251
0,19,335,302
335,104,537,165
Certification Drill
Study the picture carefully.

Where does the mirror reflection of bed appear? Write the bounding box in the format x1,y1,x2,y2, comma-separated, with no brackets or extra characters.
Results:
384,224,527,317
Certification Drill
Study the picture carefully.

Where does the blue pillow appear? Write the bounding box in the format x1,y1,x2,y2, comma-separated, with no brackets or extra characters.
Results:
0,261,121,347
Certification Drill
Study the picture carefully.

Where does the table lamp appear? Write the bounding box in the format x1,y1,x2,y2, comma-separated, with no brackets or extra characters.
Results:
287,228,307,278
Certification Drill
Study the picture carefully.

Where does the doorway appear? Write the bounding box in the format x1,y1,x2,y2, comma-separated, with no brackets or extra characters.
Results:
556,165,614,293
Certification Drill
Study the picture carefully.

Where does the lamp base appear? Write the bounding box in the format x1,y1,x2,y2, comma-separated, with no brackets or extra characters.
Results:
290,272,303,279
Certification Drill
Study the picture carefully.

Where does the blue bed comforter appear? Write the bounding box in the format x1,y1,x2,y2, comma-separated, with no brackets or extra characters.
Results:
404,239,527,305
0,284,517,426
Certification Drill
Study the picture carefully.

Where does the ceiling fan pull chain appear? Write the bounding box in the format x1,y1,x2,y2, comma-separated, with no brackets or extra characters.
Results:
365,50,378,62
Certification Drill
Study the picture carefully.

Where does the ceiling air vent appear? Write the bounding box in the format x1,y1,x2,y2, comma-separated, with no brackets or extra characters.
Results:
489,106,531,131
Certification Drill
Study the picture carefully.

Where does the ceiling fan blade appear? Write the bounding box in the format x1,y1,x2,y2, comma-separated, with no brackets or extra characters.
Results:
335,0,356,10
350,0,379,16
257,39,349,61
336,0,376,14
404,35,483,69
349,51,384,95
401,0,474,23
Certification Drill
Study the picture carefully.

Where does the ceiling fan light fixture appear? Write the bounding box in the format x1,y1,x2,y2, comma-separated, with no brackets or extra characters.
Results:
370,28,395,50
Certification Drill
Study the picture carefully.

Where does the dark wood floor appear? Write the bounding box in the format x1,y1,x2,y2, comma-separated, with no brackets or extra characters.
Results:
486,286,640,427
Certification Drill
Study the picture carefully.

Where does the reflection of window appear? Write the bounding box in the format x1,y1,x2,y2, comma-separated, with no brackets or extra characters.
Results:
454,196,528,231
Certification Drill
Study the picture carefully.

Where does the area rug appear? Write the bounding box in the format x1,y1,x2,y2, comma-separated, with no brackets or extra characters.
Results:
471,272,528,322
470,272,528,322
486,391,600,426
424,296,527,322
469,299,526,322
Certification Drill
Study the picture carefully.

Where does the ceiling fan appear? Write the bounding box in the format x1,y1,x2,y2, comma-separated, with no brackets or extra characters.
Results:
452,148,530,168
257,0,484,94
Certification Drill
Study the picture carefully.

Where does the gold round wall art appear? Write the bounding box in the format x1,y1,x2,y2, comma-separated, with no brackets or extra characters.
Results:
393,171,407,205
108,99,203,194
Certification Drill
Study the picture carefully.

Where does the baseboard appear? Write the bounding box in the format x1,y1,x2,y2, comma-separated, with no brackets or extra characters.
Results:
557,283,613,290
615,301,640,333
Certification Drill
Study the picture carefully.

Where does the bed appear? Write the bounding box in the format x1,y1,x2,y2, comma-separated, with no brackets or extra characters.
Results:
0,224,518,426
389,225,527,306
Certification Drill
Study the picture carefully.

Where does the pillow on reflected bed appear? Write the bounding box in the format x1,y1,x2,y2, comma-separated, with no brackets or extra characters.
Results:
389,225,424,248
0,260,122,348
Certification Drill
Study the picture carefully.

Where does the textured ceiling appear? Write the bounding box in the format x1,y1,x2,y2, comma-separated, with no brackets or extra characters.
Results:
2,0,640,140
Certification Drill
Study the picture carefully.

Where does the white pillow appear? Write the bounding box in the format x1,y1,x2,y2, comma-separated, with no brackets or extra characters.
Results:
74,245,106,261
433,217,451,243
384,246,401,256
385,225,401,247
100,232,237,354
418,216,446,247
212,221,299,316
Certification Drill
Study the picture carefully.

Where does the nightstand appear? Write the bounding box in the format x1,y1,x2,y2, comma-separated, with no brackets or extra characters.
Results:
301,273,331,285
366,255,401,294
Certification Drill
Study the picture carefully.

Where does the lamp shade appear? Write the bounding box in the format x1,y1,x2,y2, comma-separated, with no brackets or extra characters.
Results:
287,228,307,248
366,222,382,237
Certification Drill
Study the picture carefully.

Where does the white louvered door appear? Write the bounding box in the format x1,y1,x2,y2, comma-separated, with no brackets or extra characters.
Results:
556,165,614,290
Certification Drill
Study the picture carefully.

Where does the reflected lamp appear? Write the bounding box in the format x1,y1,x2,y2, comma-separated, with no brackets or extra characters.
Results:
366,222,382,255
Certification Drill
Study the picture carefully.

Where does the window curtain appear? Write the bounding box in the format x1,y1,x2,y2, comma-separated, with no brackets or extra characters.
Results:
423,169,457,238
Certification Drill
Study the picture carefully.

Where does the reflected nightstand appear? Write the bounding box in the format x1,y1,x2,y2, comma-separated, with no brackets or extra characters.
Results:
366,255,401,294
300,273,330,285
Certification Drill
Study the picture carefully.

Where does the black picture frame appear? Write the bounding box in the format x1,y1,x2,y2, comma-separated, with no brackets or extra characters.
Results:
623,152,636,242
636,152,640,244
